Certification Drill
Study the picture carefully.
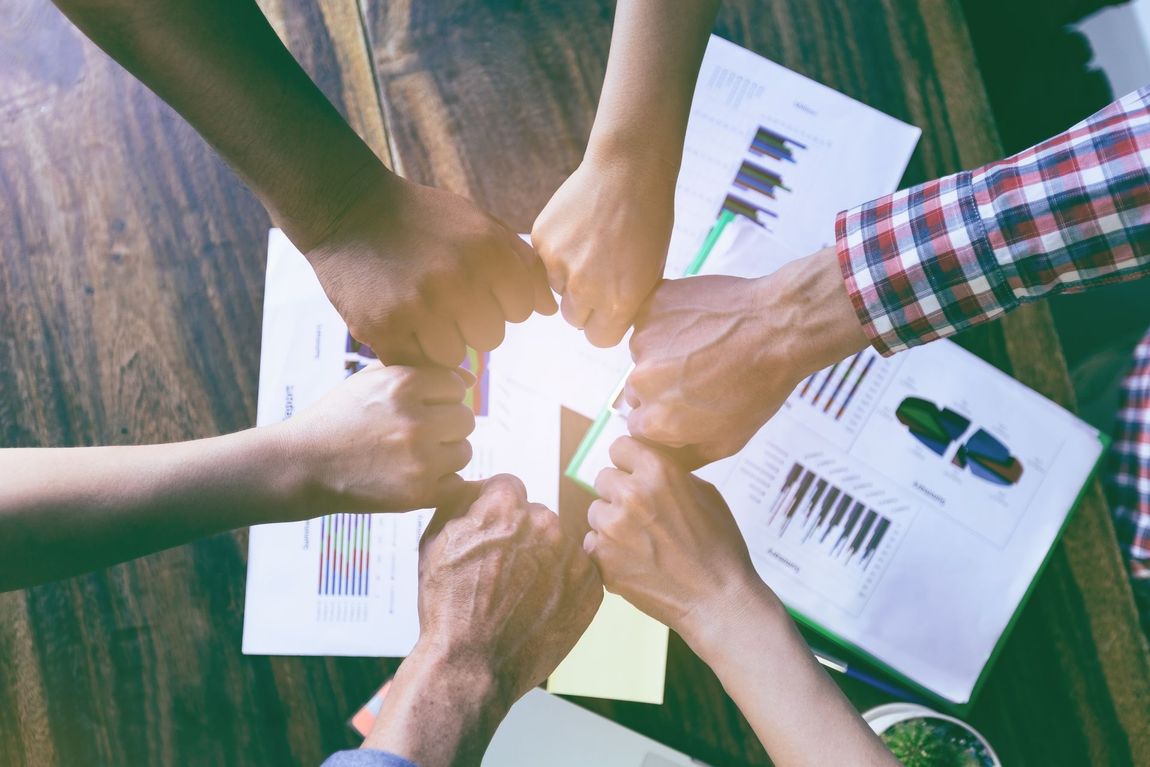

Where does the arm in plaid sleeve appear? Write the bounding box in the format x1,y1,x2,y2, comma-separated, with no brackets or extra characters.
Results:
1110,328,1150,581
837,87,1150,355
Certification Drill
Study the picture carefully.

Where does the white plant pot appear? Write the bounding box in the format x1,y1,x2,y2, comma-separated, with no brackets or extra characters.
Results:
863,703,1002,766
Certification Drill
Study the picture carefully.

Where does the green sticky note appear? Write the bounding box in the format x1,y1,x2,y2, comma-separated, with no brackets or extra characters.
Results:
547,592,668,705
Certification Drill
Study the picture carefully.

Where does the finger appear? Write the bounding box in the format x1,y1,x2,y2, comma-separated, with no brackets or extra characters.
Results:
527,501,556,517
582,529,600,558
623,379,641,409
608,435,649,474
627,404,682,446
511,231,558,315
527,502,563,544
413,367,468,406
592,467,631,503
584,307,630,349
586,498,621,532
437,439,474,475
489,243,536,323
415,316,467,368
490,277,534,325
454,291,506,352
454,366,478,389
478,473,528,507
424,403,476,442
370,331,427,367
423,479,483,544
560,293,592,330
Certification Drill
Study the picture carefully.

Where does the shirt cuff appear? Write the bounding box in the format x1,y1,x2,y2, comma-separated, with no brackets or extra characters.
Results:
835,169,1015,356
320,749,419,767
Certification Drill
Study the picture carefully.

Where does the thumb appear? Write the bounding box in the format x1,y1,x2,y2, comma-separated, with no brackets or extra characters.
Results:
422,479,483,546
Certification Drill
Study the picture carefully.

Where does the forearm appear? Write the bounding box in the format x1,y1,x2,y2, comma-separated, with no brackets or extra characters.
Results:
362,644,509,767
586,0,719,175
53,0,386,249
683,581,896,766
0,424,300,591
754,246,870,378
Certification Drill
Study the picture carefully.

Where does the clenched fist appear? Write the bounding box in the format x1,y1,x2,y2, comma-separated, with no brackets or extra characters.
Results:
308,172,557,368
280,363,476,517
532,156,674,348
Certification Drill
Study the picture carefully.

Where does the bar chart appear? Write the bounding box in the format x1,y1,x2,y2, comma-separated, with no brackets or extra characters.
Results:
786,349,891,448
718,124,807,228
749,457,907,614
765,462,894,571
317,514,372,602
750,126,807,162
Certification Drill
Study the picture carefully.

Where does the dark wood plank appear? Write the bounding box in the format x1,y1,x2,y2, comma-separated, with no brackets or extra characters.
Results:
360,1,1150,765
0,1,399,765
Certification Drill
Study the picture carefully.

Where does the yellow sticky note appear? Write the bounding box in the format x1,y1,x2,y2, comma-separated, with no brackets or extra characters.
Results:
546,591,668,704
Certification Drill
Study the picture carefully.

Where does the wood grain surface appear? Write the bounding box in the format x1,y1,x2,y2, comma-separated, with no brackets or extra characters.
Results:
1,0,1148,765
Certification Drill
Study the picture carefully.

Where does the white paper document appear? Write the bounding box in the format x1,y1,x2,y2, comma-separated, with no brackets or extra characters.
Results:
575,220,1106,705
243,231,566,656
664,35,921,277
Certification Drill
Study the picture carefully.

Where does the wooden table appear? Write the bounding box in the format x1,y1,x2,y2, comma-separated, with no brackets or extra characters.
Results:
2,1,1148,764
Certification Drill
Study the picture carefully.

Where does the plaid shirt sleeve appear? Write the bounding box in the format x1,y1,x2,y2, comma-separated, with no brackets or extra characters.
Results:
836,86,1150,355
1110,328,1150,580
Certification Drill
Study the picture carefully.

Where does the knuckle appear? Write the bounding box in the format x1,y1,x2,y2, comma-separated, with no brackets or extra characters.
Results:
482,474,526,505
613,484,641,513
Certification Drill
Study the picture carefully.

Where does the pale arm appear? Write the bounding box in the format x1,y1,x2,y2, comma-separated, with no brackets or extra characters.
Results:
586,0,720,170
585,438,895,766
0,365,475,593
533,0,720,346
0,425,298,592
683,580,898,767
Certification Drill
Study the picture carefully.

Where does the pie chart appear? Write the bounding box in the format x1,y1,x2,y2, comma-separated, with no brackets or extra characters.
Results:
895,397,1023,487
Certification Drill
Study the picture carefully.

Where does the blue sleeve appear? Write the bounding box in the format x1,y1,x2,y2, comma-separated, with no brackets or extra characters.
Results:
320,749,419,767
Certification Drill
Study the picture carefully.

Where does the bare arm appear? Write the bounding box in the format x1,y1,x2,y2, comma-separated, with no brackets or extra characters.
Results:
52,0,553,367
355,477,602,766
586,438,896,766
533,0,720,347
0,427,295,591
686,580,897,766
52,0,377,247
0,365,474,592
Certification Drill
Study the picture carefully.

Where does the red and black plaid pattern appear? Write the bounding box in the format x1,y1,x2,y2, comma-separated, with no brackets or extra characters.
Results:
836,87,1150,355
1111,329,1150,580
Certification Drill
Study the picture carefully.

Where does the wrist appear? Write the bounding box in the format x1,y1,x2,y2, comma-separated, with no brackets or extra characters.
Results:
278,152,397,255
583,128,683,186
247,421,317,523
678,569,783,662
751,247,871,379
364,640,510,766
